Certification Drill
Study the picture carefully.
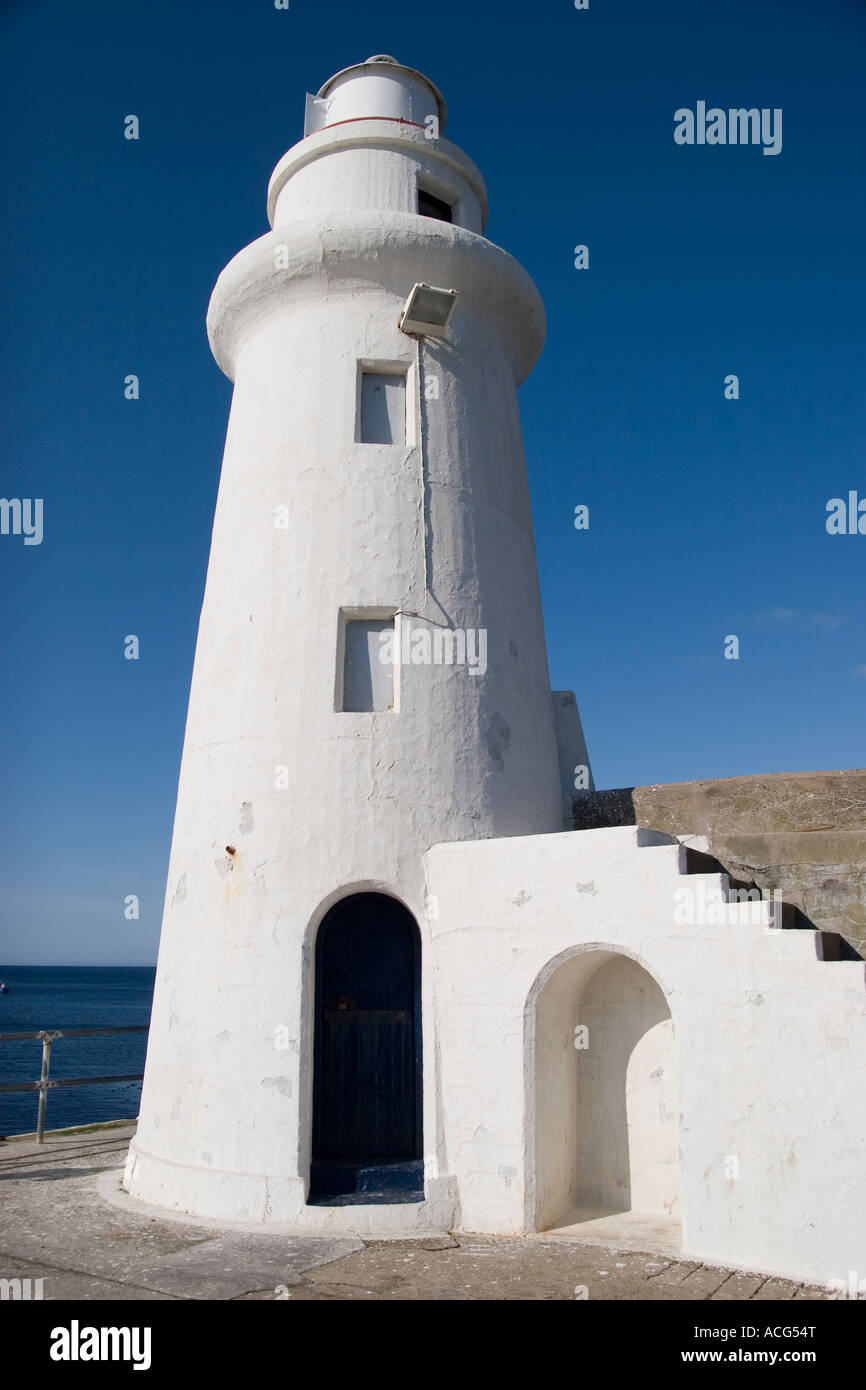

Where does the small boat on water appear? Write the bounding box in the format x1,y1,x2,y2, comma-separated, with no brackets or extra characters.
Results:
0,982,8,994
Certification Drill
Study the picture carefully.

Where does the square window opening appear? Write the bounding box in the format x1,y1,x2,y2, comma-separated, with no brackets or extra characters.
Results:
418,187,453,223
359,370,407,445
340,615,395,712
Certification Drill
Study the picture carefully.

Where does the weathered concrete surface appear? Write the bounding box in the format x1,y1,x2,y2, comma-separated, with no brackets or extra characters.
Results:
572,771,866,957
0,1127,828,1301
1,1127,360,1301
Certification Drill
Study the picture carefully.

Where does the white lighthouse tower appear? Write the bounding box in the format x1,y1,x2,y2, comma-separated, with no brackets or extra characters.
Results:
124,56,591,1229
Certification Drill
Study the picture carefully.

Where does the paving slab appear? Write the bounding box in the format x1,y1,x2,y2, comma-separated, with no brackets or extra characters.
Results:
0,1253,177,1302
708,1271,770,1300
751,1278,799,1301
130,1232,363,1300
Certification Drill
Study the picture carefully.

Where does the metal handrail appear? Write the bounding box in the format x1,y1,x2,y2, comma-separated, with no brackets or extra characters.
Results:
0,1026,149,1142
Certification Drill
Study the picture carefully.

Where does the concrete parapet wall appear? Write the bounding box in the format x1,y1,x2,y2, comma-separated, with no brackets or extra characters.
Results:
572,771,866,958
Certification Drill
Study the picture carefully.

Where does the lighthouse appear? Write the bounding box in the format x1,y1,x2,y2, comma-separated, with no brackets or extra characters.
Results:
124,55,592,1229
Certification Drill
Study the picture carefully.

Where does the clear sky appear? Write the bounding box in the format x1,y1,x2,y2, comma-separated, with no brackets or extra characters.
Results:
1,0,864,964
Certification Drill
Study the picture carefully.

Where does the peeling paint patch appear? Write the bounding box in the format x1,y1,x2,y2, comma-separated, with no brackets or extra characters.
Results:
497,1164,517,1188
512,890,532,907
216,1030,231,1043
172,874,187,904
485,713,511,769
215,855,233,877
575,880,597,895
201,1151,212,1165
262,1076,293,1099
239,802,254,834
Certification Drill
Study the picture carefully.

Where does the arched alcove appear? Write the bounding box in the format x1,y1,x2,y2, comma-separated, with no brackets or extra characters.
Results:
533,949,680,1238
309,892,422,1205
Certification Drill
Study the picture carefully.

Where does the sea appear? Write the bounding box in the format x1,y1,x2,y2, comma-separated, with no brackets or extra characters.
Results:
0,966,155,1137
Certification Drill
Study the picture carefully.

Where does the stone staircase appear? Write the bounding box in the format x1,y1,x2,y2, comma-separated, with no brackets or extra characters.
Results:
574,772,866,960
636,827,861,961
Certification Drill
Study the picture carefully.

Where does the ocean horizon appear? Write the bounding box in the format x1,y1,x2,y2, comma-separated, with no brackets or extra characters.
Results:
0,966,156,1137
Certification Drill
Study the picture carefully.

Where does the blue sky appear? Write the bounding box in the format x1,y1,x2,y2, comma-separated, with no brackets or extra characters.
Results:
1,0,864,964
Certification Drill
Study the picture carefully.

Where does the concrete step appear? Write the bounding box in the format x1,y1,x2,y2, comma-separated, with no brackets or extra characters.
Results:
309,1159,424,1206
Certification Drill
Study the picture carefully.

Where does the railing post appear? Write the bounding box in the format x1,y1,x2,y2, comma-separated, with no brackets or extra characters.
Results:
0,1026,148,1140
36,1032,52,1143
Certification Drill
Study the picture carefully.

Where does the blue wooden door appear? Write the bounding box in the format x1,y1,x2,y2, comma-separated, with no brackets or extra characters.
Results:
313,894,421,1164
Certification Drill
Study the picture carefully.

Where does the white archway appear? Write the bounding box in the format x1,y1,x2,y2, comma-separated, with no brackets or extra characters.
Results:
531,947,680,1235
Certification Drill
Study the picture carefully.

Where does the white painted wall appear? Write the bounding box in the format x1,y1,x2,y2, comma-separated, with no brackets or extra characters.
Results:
317,58,446,132
268,124,487,234
577,955,678,1216
551,689,594,814
425,826,866,1286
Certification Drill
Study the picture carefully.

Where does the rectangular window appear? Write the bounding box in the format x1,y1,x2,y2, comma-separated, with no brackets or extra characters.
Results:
360,371,406,445
418,187,453,223
342,617,394,712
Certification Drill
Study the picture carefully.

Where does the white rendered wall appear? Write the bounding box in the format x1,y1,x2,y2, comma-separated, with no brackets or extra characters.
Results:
268,123,487,234
575,955,678,1216
318,62,445,131
425,826,866,1287
551,688,594,818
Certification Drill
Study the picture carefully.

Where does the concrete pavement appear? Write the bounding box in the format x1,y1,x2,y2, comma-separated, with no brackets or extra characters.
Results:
0,1125,828,1302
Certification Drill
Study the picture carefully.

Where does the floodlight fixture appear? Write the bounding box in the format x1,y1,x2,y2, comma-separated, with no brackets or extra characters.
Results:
398,283,459,337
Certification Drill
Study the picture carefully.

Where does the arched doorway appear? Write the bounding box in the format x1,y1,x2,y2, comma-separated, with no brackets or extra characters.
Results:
533,949,680,1239
309,893,422,1204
